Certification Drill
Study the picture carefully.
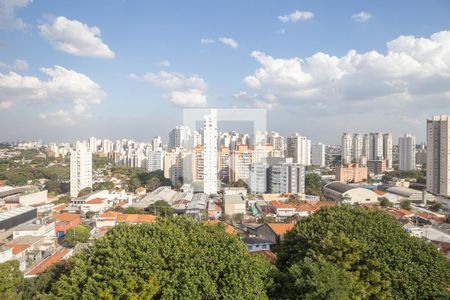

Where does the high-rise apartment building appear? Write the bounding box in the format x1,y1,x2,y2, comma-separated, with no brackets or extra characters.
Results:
203,109,218,194
399,134,416,171
352,134,363,162
168,126,192,150
287,133,311,165
341,133,353,164
269,162,305,194
249,163,267,194
311,143,326,167
383,133,393,169
370,132,384,160
426,115,450,196
230,145,254,183
164,147,187,185
147,150,164,172
70,142,92,198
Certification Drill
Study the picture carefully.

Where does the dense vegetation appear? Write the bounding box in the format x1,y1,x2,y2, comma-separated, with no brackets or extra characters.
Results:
64,225,91,247
1,207,449,299
33,217,271,299
111,167,172,191
305,173,324,198
271,206,450,299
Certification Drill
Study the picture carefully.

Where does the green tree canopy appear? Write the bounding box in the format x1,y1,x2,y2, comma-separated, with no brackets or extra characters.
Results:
64,225,91,247
379,197,393,207
44,217,271,299
305,173,324,198
92,181,114,191
273,206,450,299
0,260,23,299
147,200,174,217
77,187,92,197
400,199,412,210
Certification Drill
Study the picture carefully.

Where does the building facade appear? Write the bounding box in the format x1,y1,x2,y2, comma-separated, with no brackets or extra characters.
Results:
427,115,450,196
399,134,416,171
70,142,92,198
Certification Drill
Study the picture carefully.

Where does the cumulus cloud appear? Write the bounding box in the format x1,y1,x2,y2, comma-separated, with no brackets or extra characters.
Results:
0,66,105,120
200,38,215,44
201,37,238,48
130,71,208,107
39,16,115,58
241,31,450,111
0,59,28,71
0,0,32,30
352,12,372,22
219,37,238,48
278,10,314,23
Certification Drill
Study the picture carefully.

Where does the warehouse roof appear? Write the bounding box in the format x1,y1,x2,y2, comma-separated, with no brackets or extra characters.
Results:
0,206,36,222
324,182,354,194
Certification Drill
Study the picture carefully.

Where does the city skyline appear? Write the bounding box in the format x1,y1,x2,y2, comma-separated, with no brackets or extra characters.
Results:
1,0,450,143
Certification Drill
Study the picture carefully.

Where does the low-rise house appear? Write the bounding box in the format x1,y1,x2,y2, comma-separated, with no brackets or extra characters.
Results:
384,208,414,220
13,222,55,239
95,211,156,228
241,237,273,252
256,223,295,244
25,247,73,278
135,187,146,195
53,213,81,237
206,220,237,235
296,201,336,217
80,198,109,214
270,201,296,222
223,195,246,216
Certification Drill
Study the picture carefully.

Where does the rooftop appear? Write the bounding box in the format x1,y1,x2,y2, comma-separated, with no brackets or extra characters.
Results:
0,206,37,222
53,213,80,222
266,223,295,236
324,182,353,194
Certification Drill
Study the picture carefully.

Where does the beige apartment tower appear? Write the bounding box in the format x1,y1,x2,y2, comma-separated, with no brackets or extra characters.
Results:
426,115,450,196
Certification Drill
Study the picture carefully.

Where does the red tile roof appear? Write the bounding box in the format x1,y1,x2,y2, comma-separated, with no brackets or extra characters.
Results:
266,223,295,236
26,248,72,276
117,214,156,223
271,200,296,209
5,244,30,255
53,213,80,222
373,190,386,196
85,198,105,205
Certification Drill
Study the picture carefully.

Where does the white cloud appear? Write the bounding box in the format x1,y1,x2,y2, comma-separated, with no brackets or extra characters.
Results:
0,59,28,71
200,38,215,44
38,16,115,58
219,37,238,48
131,71,208,107
278,10,314,23
0,0,32,30
0,100,12,109
40,109,74,125
241,31,450,111
159,60,170,67
0,66,105,119
352,12,372,22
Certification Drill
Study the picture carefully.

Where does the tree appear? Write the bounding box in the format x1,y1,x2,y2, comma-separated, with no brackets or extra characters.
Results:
305,173,324,198
259,215,276,224
45,178,61,194
64,225,91,247
0,260,23,299
53,195,70,205
400,200,412,210
42,217,271,299
229,179,248,188
122,207,144,215
274,206,450,299
92,181,114,191
145,177,161,192
77,187,92,197
287,194,303,205
379,197,393,207
147,200,174,217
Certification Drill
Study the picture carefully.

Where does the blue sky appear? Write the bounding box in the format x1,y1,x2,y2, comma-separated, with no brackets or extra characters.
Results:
0,0,450,143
